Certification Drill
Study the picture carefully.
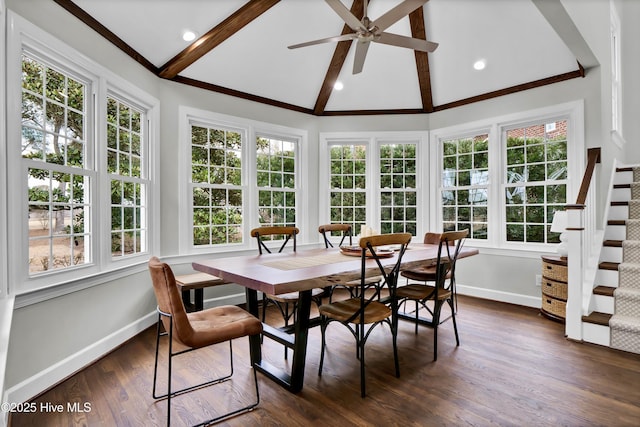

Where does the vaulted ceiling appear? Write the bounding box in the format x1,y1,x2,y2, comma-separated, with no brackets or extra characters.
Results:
53,0,589,116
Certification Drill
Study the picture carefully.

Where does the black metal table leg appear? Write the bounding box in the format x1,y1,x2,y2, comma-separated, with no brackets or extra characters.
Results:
249,289,312,393
289,289,311,392
246,288,262,366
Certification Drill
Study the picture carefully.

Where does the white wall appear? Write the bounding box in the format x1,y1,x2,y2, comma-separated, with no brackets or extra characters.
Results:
3,0,624,403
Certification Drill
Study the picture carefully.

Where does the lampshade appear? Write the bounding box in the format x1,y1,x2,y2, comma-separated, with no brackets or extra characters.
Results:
550,211,568,233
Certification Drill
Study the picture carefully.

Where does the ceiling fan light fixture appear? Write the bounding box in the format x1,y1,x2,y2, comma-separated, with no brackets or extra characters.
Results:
182,30,197,42
473,59,486,70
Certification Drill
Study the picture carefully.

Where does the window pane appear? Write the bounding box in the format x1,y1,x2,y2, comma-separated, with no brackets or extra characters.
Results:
256,135,298,228
108,96,147,258
329,144,367,232
440,134,488,239
504,120,568,243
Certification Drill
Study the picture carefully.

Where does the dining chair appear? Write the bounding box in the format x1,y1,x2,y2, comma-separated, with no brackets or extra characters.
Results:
401,231,457,311
148,256,262,426
318,224,382,302
250,226,324,357
395,229,468,361
318,232,412,397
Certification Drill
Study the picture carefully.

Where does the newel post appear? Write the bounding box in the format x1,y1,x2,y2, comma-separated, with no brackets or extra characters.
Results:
565,204,585,340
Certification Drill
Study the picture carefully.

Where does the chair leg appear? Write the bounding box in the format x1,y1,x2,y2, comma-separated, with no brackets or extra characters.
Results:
414,300,419,334
359,324,366,398
318,317,327,376
449,298,460,346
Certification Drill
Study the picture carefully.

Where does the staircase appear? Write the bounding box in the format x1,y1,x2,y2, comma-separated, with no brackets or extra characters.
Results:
582,167,640,354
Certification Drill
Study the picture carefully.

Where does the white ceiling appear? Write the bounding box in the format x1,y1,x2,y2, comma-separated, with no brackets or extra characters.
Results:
70,0,581,114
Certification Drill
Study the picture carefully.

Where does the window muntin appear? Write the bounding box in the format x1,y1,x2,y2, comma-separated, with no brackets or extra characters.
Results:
329,144,367,233
22,54,91,274
190,125,243,246
107,96,147,258
257,135,297,229
504,121,567,243
441,134,489,240
379,143,417,235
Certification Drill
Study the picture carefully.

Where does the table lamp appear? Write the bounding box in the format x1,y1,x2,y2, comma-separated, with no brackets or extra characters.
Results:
550,210,568,258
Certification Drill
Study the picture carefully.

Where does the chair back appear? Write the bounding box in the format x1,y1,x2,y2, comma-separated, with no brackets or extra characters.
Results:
318,223,352,248
250,226,299,254
353,233,412,322
423,232,441,244
434,230,469,290
148,256,194,343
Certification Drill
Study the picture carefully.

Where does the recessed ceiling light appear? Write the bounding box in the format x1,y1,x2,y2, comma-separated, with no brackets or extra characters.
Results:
473,59,486,71
182,30,197,42
334,81,344,91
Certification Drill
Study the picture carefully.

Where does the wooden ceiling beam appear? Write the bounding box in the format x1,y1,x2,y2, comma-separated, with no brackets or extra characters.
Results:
409,6,433,113
313,0,367,115
158,0,280,79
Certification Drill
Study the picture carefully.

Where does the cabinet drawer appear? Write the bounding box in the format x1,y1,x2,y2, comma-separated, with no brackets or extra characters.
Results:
542,261,568,283
542,296,566,319
542,278,567,301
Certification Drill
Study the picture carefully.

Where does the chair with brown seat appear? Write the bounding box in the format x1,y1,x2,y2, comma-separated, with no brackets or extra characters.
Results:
318,224,382,302
318,232,412,397
148,256,262,426
250,226,324,357
396,229,468,361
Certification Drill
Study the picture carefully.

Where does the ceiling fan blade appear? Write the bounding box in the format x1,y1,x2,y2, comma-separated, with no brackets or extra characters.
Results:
288,33,357,49
373,0,430,32
352,40,371,74
325,0,364,31
376,32,438,52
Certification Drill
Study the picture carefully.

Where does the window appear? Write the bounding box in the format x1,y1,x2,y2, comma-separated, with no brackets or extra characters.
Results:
321,132,425,239
181,108,306,252
504,121,567,243
107,96,149,258
431,101,583,250
190,124,243,246
257,135,297,228
379,143,417,235
440,134,489,239
610,1,623,145
7,13,158,294
22,55,91,274
329,144,367,233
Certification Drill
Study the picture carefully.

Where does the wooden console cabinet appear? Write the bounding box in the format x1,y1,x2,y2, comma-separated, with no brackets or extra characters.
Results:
541,255,568,322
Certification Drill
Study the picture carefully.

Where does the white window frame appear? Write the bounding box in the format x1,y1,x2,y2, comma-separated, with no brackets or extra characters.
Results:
0,0,7,298
319,131,428,242
610,0,624,148
6,11,159,297
430,100,584,254
178,107,308,253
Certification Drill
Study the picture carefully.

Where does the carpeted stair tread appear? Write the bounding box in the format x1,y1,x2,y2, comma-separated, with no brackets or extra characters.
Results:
609,177,640,354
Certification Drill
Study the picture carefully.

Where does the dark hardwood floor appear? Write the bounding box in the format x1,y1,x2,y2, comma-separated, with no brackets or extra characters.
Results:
9,293,640,426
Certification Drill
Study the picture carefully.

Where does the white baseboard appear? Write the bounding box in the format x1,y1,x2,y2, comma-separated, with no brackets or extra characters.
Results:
0,296,15,427
3,292,247,407
457,284,541,308
4,311,156,406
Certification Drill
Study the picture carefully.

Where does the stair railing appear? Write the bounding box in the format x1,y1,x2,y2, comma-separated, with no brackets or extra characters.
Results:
565,147,601,340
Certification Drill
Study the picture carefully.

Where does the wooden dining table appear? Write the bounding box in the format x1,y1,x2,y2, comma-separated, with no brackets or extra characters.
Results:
193,242,478,393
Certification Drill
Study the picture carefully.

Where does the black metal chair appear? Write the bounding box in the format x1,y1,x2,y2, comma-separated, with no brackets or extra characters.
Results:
318,232,412,397
396,229,468,361
318,224,382,302
148,256,262,426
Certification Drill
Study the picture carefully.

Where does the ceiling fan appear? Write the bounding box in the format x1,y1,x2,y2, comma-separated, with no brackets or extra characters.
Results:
288,0,438,74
